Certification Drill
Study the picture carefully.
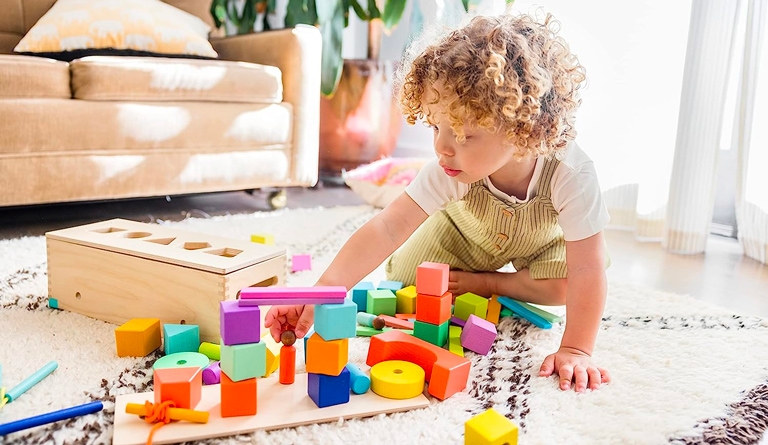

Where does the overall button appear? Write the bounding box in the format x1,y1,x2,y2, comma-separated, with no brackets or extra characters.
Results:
502,209,514,217
498,233,508,241
494,243,502,251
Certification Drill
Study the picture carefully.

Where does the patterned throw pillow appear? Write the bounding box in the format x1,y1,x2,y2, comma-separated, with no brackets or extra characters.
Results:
14,0,217,59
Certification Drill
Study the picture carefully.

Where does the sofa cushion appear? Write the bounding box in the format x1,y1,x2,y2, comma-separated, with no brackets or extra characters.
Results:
13,0,217,59
70,56,283,104
0,55,70,98
0,99,293,155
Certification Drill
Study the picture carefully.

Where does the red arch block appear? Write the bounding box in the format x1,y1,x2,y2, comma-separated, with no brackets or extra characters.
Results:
366,330,471,400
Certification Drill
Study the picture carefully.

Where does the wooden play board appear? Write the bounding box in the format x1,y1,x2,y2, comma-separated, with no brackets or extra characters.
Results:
46,219,287,341
113,373,430,445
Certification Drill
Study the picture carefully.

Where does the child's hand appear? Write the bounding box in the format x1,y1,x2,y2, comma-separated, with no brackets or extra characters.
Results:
538,346,611,392
264,304,315,343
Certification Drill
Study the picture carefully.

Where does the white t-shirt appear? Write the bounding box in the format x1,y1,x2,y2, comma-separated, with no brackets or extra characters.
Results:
405,142,610,242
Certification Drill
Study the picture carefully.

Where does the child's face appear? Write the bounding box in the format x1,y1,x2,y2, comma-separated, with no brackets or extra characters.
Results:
424,96,520,184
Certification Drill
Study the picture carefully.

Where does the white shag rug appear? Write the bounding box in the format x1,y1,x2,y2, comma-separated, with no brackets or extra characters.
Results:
1,205,767,445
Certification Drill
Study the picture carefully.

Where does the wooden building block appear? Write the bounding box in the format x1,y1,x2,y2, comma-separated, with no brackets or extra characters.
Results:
154,367,202,410
413,320,449,347
202,361,221,385
395,285,417,314
460,315,497,355
370,360,425,400
377,280,403,292
279,345,296,384
350,281,375,312
356,313,386,330
366,289,396,317
220,372,257,417
448,326,464,357
515,300,563,323
415,291,452,325
46,219,286,342
303,326,314,362
238,286,346,306
355,326,388,337
220,342,266,382
115,318,161,357
395,313,416,320
291,254,312,272
163,324,200,355
262,332,281,377
113,374,430,445
377,314,414,330
346,363,370,394
454,292,489,321
500,307,514,318
367,330,471,400
486,294,502,325
305,333,348,376
416,262,449,296
314,298,357,341
250,233,274,245
450,316,466,327
497,297,553,329
220,301,260,346
198,342,221,360
307,367,351,408
464,408,518,445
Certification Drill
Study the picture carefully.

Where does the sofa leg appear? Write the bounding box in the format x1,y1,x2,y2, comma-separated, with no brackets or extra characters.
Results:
267,189,287,210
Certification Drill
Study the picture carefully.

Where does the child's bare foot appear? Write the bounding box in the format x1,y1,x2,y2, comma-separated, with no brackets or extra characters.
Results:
448,270,492,298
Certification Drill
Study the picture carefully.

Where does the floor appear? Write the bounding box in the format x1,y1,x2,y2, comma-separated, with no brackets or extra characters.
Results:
2,184,766,317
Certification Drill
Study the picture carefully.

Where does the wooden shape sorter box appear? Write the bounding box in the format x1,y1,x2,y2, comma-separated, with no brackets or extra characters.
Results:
113,373,430,445
46,219,286,342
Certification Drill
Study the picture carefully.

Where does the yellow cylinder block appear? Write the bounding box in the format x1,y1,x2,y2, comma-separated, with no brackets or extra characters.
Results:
370,360,426,400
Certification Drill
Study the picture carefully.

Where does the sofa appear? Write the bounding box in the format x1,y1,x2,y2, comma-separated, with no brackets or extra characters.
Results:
0,0,320,207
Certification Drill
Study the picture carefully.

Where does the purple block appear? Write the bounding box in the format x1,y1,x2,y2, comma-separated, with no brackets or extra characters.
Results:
450,316,466,327
292,254,312,272
220,300,260,346
203,361,221,385
460,314,497,355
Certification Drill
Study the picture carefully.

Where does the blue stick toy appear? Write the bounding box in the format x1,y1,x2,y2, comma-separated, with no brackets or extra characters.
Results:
4,361,58,404
0,401,103,436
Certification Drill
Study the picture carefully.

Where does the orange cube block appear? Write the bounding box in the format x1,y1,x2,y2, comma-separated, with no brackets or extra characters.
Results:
220,372,257,417
115,318,161,357
153,367,202,409
486,294,502,325
305,333,348,376
415,291,452,325
416,262,449,296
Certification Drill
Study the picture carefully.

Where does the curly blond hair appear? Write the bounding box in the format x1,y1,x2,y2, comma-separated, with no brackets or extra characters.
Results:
397,11,586,158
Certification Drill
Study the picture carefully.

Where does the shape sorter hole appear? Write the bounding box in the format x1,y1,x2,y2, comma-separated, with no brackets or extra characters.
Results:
145,237,176,245
183,242,211,250
235,276,279,298
393,369,403,374
204,248,243,258
177,360,187,365
91,227,126,234
124,232,152,239
75,292,81,299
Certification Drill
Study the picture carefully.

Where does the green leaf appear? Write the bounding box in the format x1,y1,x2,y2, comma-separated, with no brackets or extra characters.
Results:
349,0,368,20
506,0,516,4
462,0,469,12
267,0,277,11
318,0,345,96
286,0,317,26
382,0,406,30
367,0,381,19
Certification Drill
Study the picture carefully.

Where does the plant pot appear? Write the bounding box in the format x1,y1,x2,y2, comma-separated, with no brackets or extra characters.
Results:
319,59,402,176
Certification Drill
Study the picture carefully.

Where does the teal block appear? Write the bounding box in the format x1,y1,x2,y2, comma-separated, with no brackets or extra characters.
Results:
163,324,200,355
315,298,357,341
377,280,403,292
48,298,58,309
453,292,489,321
220,342,266,382
351,282,375,312
413,320,449,347
304,326,315,362
366,289,396,317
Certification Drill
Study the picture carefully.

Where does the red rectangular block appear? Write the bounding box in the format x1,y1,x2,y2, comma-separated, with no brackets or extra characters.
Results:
415,292,452,325
220,372,257,417
378,314,414,330
415,262,449,297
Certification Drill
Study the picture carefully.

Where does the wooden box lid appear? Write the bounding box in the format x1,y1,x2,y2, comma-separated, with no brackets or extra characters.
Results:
46,218,285,275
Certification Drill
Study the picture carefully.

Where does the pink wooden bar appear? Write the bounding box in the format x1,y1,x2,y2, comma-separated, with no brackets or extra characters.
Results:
238,286,347,306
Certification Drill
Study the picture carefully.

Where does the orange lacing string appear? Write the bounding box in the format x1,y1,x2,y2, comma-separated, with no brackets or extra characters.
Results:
141,400,176,445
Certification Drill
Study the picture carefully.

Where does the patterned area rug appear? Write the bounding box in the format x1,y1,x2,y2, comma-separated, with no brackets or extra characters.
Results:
0,205,767,444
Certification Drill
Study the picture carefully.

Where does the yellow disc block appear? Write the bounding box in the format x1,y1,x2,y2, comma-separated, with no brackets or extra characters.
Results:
370,360,425,400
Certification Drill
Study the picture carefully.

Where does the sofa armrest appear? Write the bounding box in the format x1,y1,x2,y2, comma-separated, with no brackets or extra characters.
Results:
211,25,321,187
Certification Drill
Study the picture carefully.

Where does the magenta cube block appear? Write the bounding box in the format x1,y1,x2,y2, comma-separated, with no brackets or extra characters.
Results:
460,314,497,355
292,254,312,272
220,300,260,346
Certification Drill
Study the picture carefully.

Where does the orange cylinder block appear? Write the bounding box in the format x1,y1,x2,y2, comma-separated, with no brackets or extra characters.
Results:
279,345,296,384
